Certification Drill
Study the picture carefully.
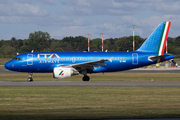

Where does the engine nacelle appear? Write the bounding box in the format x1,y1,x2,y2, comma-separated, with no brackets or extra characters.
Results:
53,67,79,79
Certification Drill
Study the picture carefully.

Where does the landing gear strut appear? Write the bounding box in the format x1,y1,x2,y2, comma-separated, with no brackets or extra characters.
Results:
27,73,33,82
82,75,90,81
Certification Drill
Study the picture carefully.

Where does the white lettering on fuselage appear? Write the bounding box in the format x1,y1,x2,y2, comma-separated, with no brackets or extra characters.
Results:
120,58,126,63
38,54,60,64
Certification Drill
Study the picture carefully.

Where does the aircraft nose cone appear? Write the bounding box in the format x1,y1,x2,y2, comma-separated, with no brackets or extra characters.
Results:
5,61,12,70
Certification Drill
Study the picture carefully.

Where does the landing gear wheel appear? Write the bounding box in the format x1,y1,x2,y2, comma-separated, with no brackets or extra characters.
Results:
27,77,33,82
27,73,33,82
82,76,90,81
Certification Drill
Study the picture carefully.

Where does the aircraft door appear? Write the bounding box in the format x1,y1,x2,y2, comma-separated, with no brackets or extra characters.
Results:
132,53,138,65
27,54,33,65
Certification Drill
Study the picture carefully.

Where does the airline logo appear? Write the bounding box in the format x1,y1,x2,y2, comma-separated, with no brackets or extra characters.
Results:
38,54,60,64
37,54,60,59
59,70,64,76
157,21,171,56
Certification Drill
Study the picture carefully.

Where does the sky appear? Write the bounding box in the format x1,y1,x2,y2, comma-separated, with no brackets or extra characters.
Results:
0,0,180,40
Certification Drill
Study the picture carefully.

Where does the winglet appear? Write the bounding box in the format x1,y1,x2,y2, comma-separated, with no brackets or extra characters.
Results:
108,57,113,62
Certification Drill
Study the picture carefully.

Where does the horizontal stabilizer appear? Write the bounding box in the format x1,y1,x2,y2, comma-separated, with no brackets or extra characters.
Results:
148,54,172,61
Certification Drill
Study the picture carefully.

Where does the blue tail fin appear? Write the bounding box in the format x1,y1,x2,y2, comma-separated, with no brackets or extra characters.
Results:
136,21,171,56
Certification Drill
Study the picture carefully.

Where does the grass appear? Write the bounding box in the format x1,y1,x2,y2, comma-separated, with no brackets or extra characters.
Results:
1,72,180,81
1,58,180,119
0,87,180,120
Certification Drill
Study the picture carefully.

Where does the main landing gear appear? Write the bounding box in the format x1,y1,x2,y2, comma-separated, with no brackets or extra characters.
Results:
82,75,90,81
81,70,90,81
27,73,33,82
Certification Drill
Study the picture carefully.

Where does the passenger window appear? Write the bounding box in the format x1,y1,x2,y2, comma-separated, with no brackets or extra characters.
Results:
15,58,17,60
18,58,21,60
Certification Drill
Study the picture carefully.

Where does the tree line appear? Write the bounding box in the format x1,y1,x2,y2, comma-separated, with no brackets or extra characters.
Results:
0,31,180,58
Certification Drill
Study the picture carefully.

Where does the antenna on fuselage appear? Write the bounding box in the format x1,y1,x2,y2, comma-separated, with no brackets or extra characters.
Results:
31,50,34,53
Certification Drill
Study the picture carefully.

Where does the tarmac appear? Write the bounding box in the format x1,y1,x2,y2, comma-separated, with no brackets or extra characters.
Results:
0,81,180,87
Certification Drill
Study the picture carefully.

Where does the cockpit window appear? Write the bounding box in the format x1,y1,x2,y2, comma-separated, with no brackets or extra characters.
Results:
13,57,21,61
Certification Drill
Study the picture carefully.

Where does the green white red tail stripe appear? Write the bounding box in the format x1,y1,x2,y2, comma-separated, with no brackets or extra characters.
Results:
157,21,171,56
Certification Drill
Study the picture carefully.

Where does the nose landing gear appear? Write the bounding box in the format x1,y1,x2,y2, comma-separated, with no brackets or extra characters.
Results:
27,73,33,82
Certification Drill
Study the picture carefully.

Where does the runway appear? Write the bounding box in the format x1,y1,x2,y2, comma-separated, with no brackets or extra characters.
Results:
0,81,180,87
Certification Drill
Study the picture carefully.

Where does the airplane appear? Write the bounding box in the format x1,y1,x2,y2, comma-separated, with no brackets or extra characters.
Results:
5,21,173,82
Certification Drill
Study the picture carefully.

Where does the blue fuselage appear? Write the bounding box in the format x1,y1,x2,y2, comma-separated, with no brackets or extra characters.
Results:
5,51,174,73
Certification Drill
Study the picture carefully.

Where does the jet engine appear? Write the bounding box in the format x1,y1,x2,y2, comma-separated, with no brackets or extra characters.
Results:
53,67,79,79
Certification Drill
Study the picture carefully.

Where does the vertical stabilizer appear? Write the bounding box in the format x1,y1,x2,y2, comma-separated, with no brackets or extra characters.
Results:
137,21,171,56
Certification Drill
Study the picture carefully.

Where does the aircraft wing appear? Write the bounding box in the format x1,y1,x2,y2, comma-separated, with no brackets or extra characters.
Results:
63,57,113,71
